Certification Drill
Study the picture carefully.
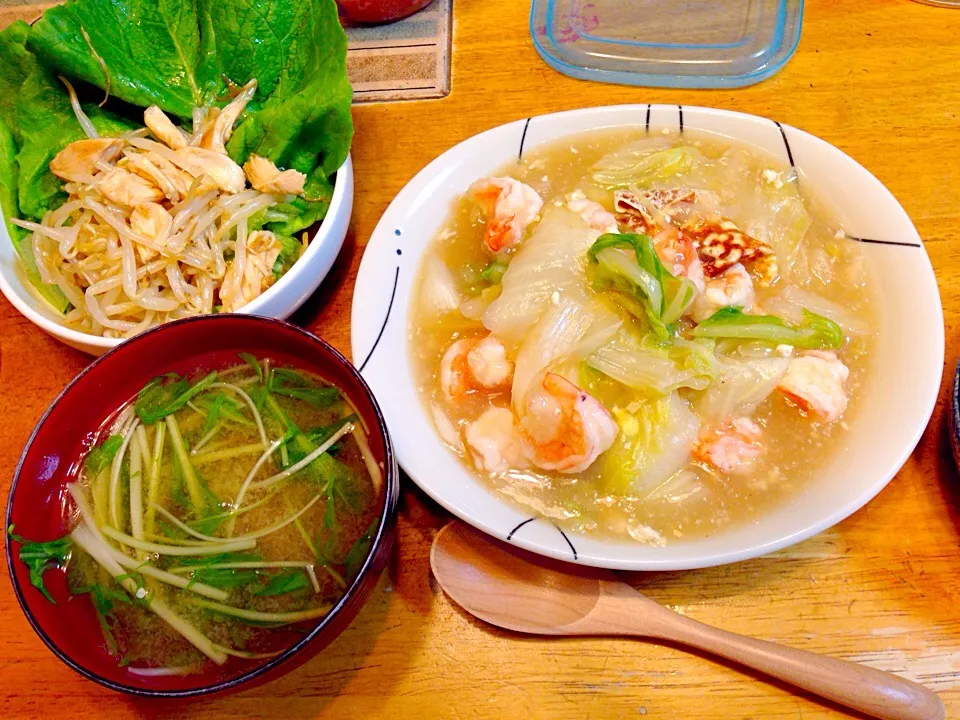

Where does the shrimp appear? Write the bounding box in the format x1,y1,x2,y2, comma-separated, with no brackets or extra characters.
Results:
693,417,764,474
566,190,617,234
440,335,513,401
465,407,531,473
652,226,705,292
777,350,849,422
520,372,618,474
692,263,755,321
468,177,543,253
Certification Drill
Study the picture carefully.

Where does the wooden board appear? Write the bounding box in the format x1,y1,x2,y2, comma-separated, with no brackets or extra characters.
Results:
346,0,452,103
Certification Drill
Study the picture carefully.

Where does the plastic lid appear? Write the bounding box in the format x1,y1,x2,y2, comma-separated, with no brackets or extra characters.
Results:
531,0,804,89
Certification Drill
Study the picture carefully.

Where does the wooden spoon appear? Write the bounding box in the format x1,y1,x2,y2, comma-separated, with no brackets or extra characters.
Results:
430,522,944,720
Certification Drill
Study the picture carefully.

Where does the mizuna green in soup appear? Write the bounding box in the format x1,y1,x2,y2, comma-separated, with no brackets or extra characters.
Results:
410,127,877,546
9,355,382,674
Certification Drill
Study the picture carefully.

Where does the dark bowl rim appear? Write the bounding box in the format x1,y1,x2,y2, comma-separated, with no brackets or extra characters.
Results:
950,360,960,465
4,314,400,698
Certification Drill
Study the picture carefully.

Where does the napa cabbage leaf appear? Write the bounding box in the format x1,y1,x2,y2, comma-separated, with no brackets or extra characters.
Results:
587,233,698,339
696,355,789,425
601,393,700,496
483,206,600,345
692,307,844,350
588,332,716,395
591,145,697,188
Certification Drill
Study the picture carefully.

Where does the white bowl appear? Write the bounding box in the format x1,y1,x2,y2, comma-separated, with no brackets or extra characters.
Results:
352,105,943,570
0,156,354,356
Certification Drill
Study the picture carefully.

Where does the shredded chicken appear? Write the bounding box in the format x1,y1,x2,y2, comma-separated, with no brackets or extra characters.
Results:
171,147,246,194
16,99,305,338
129,203,172,262
49,138,120,182
219,230,283,312
98,167,165,206
201,80,257,154
144,106,188,150
244,154,306,196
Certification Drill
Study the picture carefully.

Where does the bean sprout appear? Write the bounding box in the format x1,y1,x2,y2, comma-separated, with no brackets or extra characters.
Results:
18,92,307,338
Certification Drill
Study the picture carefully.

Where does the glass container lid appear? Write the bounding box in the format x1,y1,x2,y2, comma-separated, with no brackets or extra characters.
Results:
531,0,804,88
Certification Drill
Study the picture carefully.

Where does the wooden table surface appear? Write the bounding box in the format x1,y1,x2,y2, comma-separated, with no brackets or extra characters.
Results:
3,0,960,718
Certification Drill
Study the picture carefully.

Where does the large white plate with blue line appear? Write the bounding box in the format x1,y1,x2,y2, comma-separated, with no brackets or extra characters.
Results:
351,104,943,570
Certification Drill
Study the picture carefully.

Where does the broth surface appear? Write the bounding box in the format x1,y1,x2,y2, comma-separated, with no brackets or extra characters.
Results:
62,358,382,672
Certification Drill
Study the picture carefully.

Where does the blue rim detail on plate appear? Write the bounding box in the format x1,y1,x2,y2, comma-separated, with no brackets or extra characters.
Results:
507,517,536,540
775,120,796,168
518,118,532,160
774,121,921,249
358,266,400,373
506,516,579,560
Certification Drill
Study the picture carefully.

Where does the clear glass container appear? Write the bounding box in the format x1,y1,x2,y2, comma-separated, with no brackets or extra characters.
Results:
531,0,804,88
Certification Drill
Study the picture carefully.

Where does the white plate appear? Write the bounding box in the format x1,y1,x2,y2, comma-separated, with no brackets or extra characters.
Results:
352,105,943,570
0,156,354,356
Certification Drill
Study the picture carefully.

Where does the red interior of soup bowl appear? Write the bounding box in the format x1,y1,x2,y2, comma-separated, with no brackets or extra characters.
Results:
5,315,399,696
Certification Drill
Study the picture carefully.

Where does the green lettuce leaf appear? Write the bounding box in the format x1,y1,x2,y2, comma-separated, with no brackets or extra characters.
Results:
28,0,215,119
0,119,22,244
253,168,335,238
224,0,353,178
28,0,353,185
199,0,325,105
0,22,33,145
16,62,136,221
0,117,72,312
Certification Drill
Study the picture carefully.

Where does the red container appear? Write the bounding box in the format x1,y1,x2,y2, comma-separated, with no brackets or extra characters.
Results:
5,315,399,697
337,0,434,25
